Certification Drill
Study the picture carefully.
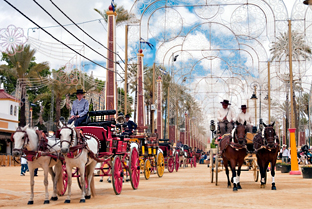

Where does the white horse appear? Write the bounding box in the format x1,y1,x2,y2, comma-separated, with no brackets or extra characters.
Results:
58,121,97,203
12,125,63,205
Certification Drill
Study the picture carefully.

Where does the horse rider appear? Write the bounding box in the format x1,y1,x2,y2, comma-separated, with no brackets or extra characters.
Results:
217,99,235,136
236,105,252,132
68,89,89,126
124,114,137,135
176,140,183,149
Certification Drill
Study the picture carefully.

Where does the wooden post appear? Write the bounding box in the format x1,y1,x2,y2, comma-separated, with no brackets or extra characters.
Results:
124,25,128,115
157,76,163,139
152,63,155,133
137,49,145,131
268,61,271,124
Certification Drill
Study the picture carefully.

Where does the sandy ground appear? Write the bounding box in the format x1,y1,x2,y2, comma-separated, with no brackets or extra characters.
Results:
0,164,311,209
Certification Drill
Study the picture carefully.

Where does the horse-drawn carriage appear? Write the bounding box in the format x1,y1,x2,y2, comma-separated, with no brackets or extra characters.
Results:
158,139,176,173
182,145,196,168
58,109,140,199
210,121,279,191
130,132,165,180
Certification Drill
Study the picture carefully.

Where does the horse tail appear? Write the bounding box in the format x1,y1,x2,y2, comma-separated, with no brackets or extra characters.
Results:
90,173,96,197
56,163,64,196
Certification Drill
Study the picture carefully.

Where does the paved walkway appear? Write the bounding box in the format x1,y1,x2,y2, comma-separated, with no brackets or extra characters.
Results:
0,164,311,208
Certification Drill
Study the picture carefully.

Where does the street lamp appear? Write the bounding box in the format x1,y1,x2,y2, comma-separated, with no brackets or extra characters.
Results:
250,85,258,127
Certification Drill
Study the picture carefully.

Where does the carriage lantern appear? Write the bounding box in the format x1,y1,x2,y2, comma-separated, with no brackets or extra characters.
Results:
210,120,215,132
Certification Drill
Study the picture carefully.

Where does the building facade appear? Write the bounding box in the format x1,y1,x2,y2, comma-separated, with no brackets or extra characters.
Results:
0,88,19,155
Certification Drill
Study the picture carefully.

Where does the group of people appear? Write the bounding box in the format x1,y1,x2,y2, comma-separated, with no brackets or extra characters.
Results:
68,89,137,135
217,99,253,136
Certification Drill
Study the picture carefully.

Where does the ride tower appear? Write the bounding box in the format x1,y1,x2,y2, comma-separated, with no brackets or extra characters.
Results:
105,5,117,119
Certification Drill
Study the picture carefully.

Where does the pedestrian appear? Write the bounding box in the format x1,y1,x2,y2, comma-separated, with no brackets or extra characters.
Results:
20,155,27,176
282,145,289,163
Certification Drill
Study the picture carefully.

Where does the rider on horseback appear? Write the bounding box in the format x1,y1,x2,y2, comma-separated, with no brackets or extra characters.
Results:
217,99,235,136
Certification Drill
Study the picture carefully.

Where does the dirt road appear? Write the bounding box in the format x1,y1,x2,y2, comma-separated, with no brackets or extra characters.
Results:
0,164,311,209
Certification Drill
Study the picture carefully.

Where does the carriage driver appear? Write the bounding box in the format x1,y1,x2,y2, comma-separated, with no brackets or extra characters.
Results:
236,105,252,132
217,99,235,136
68,89,89,126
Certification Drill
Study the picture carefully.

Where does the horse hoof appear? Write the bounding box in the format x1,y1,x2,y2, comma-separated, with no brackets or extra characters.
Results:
44,200,50,204
237,184,242,189
260,184,265,189
233,187,238,192
99,179,103,182
50,196,58,201
80,199,85,203
227,185,231,188
64,200,70,203
27,201,34,205
85,195,91,199
272,186,276,190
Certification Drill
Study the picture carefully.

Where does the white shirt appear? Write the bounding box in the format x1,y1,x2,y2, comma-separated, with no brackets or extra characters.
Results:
21,157,27,164
282,148,290,157
217,107,235,122
237,111,252,125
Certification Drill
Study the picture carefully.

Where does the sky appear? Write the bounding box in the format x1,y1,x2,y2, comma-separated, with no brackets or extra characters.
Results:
0,0,310,132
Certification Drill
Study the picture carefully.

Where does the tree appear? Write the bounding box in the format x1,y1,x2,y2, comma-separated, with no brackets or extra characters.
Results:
270,31,311,61
94,4,135,26
117,87,133,116
0,45,49,126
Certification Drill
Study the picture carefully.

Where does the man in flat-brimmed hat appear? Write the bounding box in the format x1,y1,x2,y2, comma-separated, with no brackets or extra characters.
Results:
217,99,235,135
236,105,252,132
68,89,89,126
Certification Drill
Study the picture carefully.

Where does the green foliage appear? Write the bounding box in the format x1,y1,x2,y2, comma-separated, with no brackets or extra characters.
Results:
210,138,216,148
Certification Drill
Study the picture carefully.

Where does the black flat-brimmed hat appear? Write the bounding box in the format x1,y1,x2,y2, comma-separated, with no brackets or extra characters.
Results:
125,114,130,118
75,89,86,94
240,105,248,109
220,100,231,105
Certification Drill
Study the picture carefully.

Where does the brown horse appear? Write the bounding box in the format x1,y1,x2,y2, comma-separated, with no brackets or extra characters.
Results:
253,122,279,190
220,121,247,191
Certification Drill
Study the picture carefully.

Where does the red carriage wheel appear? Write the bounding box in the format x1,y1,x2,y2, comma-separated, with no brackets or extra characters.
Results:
175,152,179,172
77,169,88,190
112,156,123,195
193,156,197,168
59,163,68,196
167,157,174,173
129,147,140,190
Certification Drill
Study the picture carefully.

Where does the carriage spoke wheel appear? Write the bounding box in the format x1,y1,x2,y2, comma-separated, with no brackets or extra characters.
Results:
76,168,88,190
215,156,219,186
129,148,140,189
112,156,123,195
168,157,174,173
193,156,197,168
59,164,68,196
252,160,259,182
157,152,165,177
144,159,151,180
175,152,179,172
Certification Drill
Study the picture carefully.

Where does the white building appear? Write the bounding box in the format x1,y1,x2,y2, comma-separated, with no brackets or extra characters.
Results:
0,87,19,155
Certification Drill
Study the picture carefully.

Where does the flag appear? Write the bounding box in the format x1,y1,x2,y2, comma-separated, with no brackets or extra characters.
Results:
111,0,115,12
140,38,154,50
159,68,167,75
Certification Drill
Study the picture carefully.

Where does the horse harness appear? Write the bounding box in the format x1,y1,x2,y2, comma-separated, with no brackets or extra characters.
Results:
11,128,59,162
254,127,279,152
220,133,247,154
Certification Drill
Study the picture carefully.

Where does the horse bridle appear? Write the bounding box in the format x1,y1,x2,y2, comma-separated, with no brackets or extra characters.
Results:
59,126,75,148
234,125,246,145
11,129,29,152
263,126,276,146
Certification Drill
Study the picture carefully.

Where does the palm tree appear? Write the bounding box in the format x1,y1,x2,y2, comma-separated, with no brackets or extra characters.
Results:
0,45,49,126
270,31,312,61
94,4,135,26
34,69,76,124
271,31,312,141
